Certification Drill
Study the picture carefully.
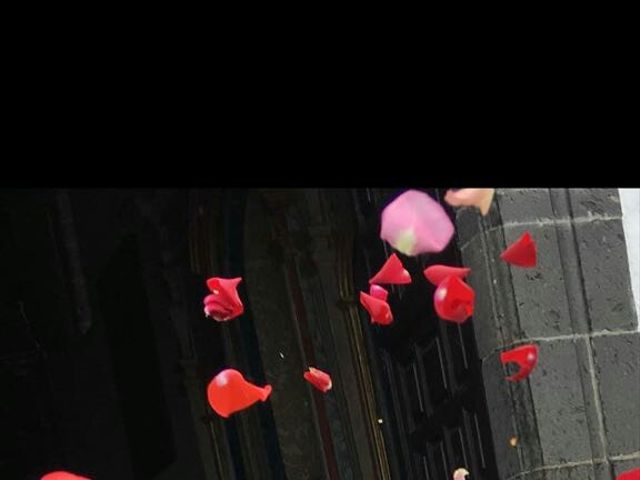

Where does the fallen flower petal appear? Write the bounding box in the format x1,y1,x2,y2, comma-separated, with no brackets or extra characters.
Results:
207,369,272,418
380,189,454,255
369,254,411,285
359,291,394,325
41,472,91,480
304,367,332,392
204,277,244,321
500,232,537,268
369,284,389,301
500,344,539,382
434,276,475,323
445,188,495,216
423,264,471,286
453,467,470,480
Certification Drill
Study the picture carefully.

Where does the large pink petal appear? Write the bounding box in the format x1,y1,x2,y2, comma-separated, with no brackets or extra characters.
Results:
380,190,454,256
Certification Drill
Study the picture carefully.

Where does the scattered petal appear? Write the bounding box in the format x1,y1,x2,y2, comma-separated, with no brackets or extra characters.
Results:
359,292,394,325
453,468,470,480
500,344,539,381
617,468,640,480
424,264,471,286
509,436,518,447
380,190,454,256
304,367,332,392
207,369,272,418
41,473,91,480
369,254,412,285
500,232,537,268
434,276,475,323
445,188,495,215
204,277,244,321
369,284,389,301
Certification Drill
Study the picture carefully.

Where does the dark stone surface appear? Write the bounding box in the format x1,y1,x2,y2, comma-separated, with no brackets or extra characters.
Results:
460,224,525,359
497,188,557,224
502,224,574,339
593,462,617,480
458,189,638,480
574,219,637,332
461,223,575,356
519,464,596,479
572,338,608,462
569,188,623,219
456,205,483,248
481,353,521,480
244,192,326,480
528,340,593,464
459,232,502,359
592,332,640,457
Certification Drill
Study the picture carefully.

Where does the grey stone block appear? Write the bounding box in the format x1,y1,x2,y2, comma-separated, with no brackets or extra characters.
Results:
529,340,593,465
507,377,544,472
543,464,598,479
463,222,577,350
459,233,502,359
461,226,526,358
454,188,638,480
573,338,608,461
569,189,623,219
519,464,597,479
503,224,575,338
456,206,483,247
593,462,615,480
574,219,637,331
592,332,640,457
497,188,557,225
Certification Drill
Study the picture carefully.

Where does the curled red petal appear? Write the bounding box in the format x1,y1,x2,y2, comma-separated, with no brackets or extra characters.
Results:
207,368,272,418
500,232,537,268
359,291,394,325
203,277,244,321
433,276,475,323
369,254,412,285
617,468,640,480
500,344,539,381
369,284,389,301
204,300,238,321
423,265,471,286
304,367,333,392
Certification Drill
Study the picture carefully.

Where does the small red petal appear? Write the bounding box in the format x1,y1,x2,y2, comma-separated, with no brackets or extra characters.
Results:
369,284,389,301
617,468,640,480
500,344,539,381
433,276,475,323
500,232,537,268
369,254,412,285
423,265,471,286
359,292,394,325
304,367,333,393
41,473,91,480
203,277,244,321
207,369,272,418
